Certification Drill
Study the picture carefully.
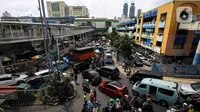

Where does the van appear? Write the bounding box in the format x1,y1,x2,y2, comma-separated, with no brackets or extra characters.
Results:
129,70,163,84
132,78,179,106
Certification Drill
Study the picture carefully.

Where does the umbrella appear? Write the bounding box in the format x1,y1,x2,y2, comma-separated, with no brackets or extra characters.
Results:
32,55,42,60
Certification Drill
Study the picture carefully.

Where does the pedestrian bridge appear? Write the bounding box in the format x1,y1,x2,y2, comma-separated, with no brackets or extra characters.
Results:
0,21,94,44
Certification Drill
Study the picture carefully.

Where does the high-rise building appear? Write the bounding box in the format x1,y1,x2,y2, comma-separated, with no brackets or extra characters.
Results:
68,6,89,18
137,9,142,17
129,3,135,18
123,2,128,17
2,11,11,17
46,1,69,17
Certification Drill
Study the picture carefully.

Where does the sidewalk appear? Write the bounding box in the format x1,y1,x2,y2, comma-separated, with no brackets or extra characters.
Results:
112,54,199,84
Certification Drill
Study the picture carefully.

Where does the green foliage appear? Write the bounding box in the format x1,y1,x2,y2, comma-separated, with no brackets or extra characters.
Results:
108,31,135,58
38,75,75,105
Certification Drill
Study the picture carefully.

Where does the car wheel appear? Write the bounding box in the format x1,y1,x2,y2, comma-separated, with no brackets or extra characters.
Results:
160,100,168,107
133,90,139,96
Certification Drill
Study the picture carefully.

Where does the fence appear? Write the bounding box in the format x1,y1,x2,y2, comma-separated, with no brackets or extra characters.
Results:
153,63,200,77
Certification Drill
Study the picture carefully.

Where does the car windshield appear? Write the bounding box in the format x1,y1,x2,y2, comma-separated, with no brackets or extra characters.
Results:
135,81,141,86
191,83,200,91
90,72,100,77
11,74,20,78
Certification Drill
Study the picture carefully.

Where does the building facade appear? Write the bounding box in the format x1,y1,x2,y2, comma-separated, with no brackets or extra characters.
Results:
129,3,135,18
123,3,128,17
137,9,142,17
68,6,89,18
46,1,69,17
117,1,200,62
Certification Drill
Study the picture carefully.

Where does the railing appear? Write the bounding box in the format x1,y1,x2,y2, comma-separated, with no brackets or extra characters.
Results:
143,22,155,28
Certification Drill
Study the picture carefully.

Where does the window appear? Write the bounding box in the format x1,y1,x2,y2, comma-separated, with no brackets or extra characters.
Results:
139,84,147,89
105,85,117,90
0,77,12,81
173,43,184,49
158,88,174,96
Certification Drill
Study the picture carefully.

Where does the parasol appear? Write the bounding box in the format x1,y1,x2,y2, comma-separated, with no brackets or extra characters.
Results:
32,55,42,60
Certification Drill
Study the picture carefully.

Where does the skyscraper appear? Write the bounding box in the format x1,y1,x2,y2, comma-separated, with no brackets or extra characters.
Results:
137,9,142,17
123,2,128,17
129,2,135,18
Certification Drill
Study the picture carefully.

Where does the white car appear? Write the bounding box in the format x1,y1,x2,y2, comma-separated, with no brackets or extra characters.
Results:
178,82,200,96
0,74,28,86
35,69,65,81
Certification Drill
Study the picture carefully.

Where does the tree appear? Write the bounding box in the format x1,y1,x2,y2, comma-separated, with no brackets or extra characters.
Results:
114,34,135,59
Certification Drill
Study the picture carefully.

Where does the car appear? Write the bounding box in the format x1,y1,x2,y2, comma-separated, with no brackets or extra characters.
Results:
0,74,28,86
142,58,154,66
82,70,102,85
178,82,200,96
131,55,143,67
96,66,120,79
73,61,90,73
104,53,114,65
34,69,63,81
99,81,129,98
129,70,163,84
26,75,45,89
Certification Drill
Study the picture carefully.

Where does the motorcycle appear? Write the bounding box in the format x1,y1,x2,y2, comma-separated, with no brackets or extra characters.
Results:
166,105,181,112
82,80,90,93
138,95,153,110
93,100,101,112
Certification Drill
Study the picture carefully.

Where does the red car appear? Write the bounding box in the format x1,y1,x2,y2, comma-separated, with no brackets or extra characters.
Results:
99,81,129,98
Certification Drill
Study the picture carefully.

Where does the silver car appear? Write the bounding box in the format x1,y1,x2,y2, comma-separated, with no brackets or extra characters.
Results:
0,74,28,86
179,82,200,96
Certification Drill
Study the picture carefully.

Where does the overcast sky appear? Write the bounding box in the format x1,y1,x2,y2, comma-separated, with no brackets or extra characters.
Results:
0,0,173,19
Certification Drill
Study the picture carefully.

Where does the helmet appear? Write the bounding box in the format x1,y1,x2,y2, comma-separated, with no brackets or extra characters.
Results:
146,94,150,97
116,98,120,102
138,108,142,112
188,104,193,108
109,99,114,103
182,103,188,107
125,94,129,99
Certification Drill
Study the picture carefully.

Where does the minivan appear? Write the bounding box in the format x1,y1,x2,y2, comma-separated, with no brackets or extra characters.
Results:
132,78,179,106
96,66,120,79
129,70,163,84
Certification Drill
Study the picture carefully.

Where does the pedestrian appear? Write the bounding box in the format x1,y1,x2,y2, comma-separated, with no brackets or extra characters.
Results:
93,88,97,100
84,93,87,102
74,72,77,83
89,90,95,104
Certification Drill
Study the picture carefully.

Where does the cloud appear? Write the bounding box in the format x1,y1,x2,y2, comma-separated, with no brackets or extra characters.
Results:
0,0,173,18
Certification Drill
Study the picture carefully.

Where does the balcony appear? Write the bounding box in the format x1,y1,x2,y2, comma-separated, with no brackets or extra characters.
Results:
156,35,163,42
154,46,161,53
141,42,152,50
142,33,154,39
158,21,165,28
128,26,135,30
144,10,158,19
143,22,155,28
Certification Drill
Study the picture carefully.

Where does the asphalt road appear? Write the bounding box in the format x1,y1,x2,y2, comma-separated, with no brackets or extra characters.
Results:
68,67,168,112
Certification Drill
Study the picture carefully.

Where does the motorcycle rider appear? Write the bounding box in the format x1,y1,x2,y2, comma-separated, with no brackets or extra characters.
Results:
143,94,152,109
121,94,131,110
115,98,122,111
187,104,194,112
180,103,188,112
132,96,140,111
108,98,115,111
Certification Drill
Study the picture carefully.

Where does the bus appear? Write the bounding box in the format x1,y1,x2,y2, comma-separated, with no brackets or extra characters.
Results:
71,47,94,61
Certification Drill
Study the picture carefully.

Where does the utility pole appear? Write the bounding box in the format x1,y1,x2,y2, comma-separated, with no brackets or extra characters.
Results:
40,0,53,72
38,0,48,60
